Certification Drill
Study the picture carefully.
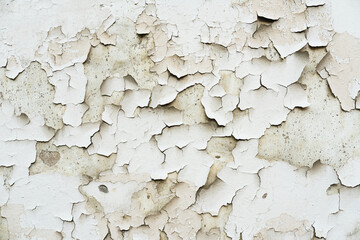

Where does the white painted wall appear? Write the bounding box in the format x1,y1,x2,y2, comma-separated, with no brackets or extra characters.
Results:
1,0,360,239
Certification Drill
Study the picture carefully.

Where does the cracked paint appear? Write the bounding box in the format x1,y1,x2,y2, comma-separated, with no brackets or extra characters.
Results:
1,0,360,239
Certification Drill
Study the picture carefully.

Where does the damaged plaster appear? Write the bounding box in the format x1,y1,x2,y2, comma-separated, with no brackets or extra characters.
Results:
1,0,360,239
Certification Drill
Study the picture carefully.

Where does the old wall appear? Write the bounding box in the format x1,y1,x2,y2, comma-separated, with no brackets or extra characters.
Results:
1,0,360,239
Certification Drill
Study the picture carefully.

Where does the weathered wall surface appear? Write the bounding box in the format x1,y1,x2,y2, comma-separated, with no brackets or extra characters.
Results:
0,0,360,239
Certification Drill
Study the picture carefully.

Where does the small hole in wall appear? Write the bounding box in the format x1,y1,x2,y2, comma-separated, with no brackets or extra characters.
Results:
215,155,221,159
262,193,268,199
98,184,109,193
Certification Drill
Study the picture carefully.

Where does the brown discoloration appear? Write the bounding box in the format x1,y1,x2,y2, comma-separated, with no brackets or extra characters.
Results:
39,150,60,167
31,141,116,177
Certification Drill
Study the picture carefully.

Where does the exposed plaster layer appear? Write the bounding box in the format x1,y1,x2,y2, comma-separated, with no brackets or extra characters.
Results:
30,141,116,178
1,0,360,239
258,47,360,169
0,62,65,130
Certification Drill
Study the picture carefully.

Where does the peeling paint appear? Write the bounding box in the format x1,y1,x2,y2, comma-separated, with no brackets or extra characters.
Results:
1,0,360,239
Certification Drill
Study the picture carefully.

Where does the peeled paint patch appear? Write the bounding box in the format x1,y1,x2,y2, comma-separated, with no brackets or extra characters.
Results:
31,140,116,177
259,52,360,169
0,62,65,130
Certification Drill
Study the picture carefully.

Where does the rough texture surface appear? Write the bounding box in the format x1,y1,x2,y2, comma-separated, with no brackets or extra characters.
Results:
1,0,360,239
